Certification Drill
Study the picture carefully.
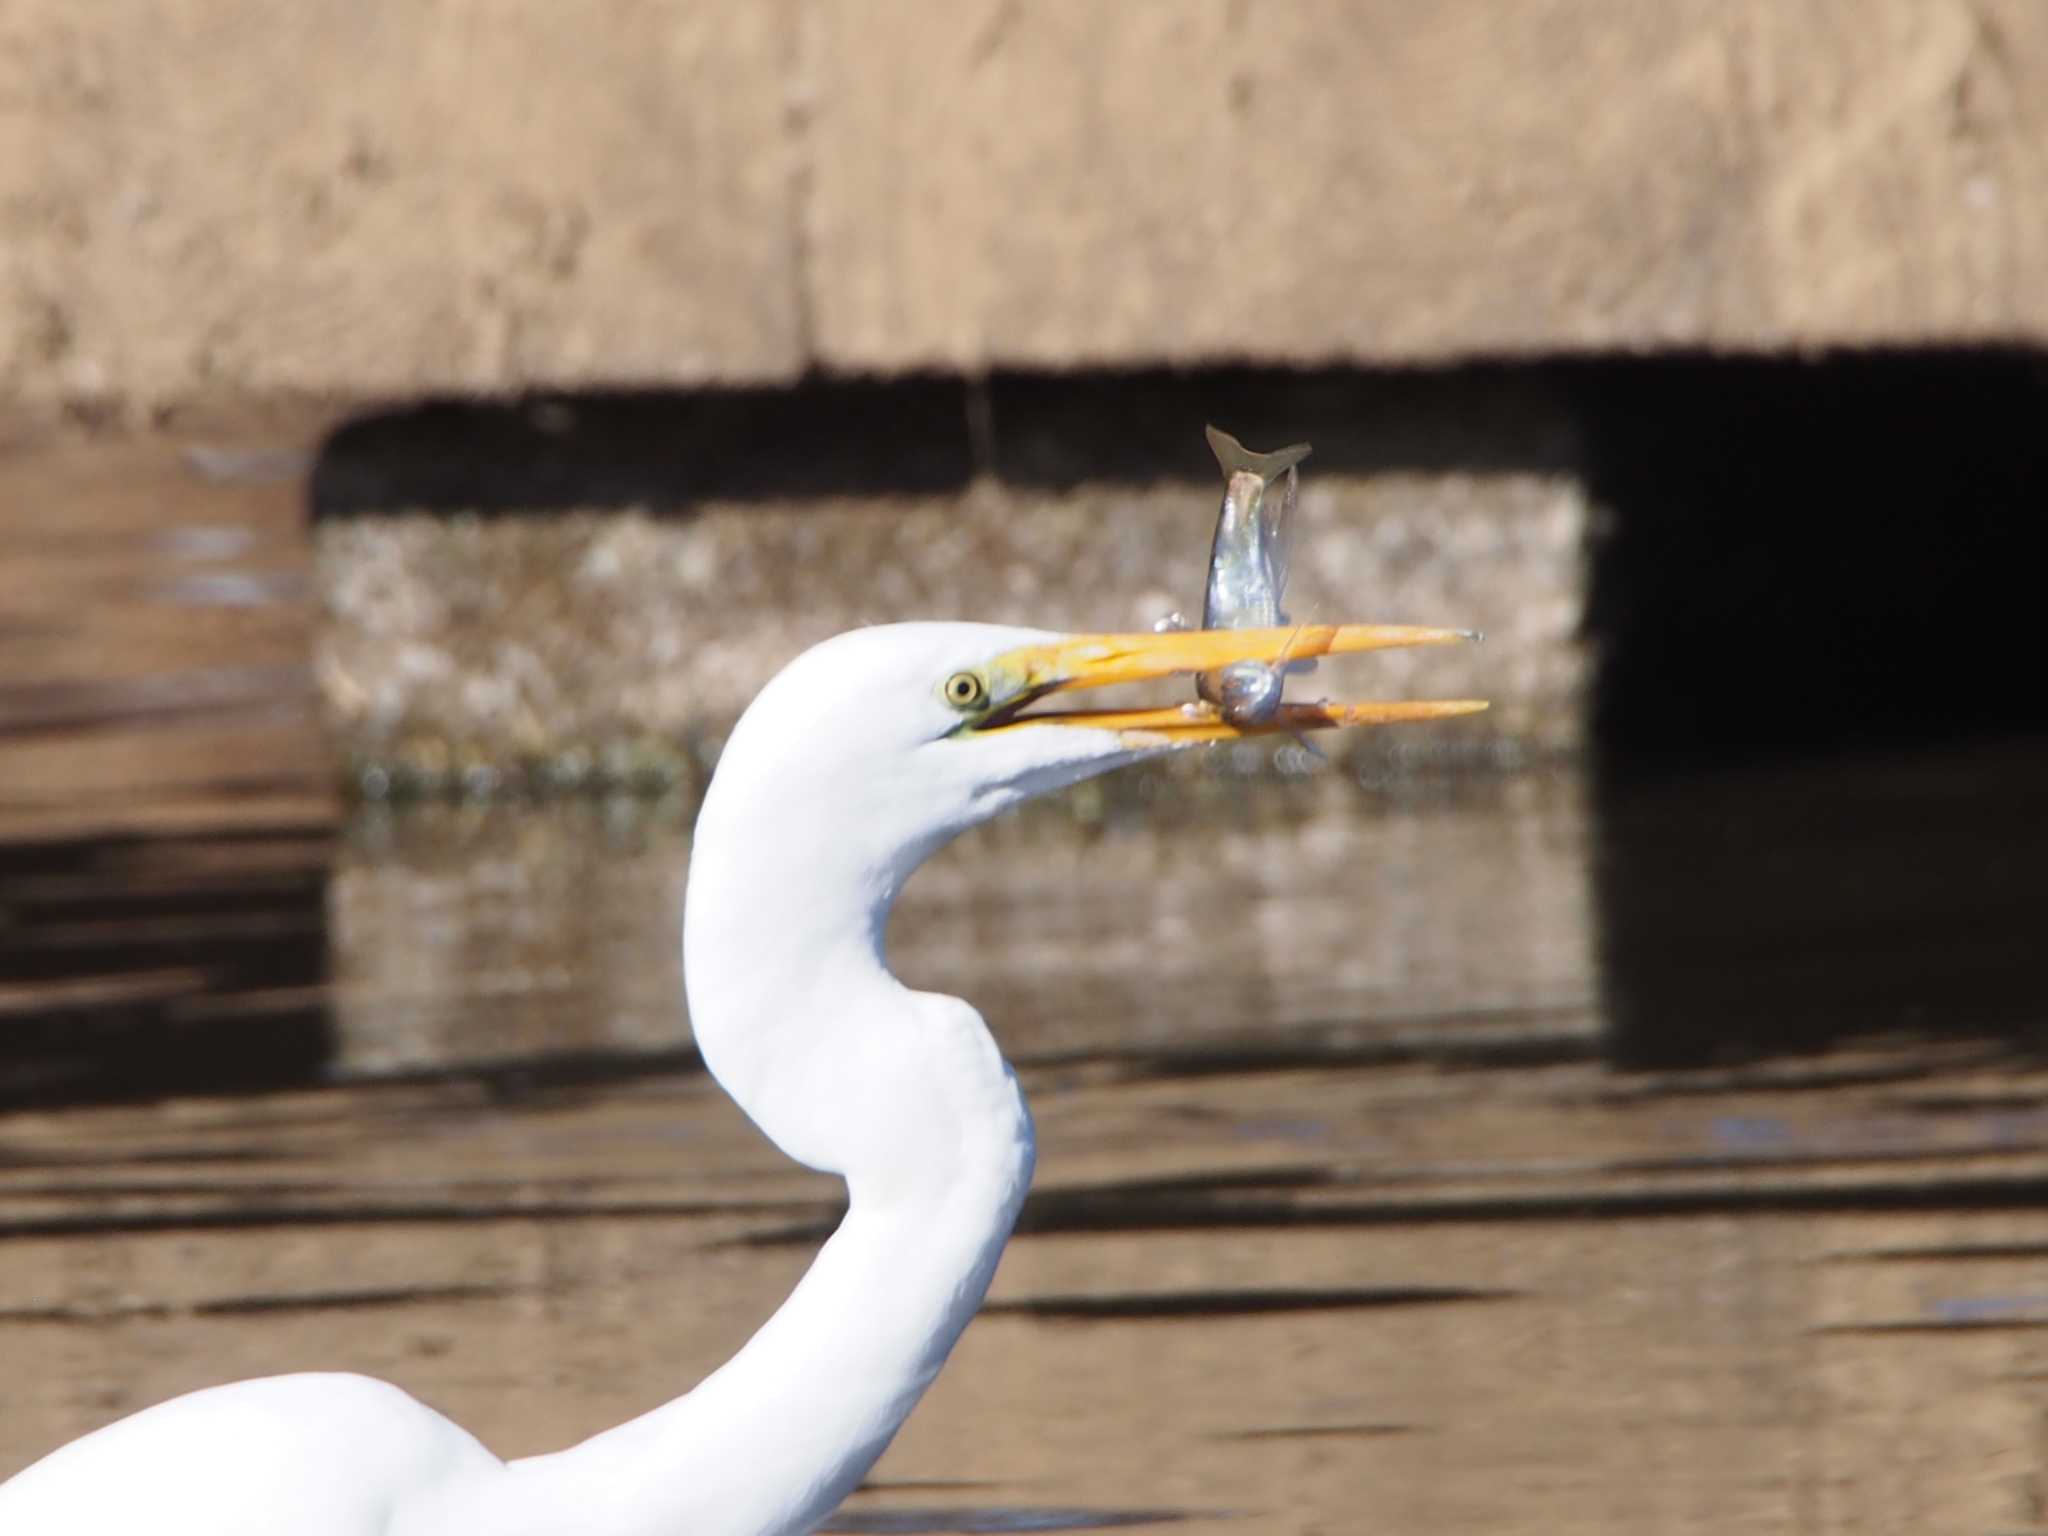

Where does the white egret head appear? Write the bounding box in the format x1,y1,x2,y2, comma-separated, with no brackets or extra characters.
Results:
702,619,1486,884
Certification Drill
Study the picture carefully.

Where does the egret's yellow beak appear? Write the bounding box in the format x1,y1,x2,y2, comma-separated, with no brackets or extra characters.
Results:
975,624,1487,743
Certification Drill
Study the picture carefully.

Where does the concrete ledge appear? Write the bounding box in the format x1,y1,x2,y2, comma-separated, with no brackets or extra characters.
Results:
7,1,2048,408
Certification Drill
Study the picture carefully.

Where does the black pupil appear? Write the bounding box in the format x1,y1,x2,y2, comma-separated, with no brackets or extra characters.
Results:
953,676,977,702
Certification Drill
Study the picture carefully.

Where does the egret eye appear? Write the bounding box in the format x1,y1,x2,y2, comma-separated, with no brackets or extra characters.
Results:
943,670,989,711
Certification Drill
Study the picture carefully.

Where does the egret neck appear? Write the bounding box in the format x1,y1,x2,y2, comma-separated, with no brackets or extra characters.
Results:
481,673,1040,1536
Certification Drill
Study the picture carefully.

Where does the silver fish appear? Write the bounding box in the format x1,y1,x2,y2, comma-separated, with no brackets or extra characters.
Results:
1196,424,1312,725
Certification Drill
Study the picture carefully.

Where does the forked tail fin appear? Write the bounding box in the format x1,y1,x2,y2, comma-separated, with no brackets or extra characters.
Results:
1205,424,1312,485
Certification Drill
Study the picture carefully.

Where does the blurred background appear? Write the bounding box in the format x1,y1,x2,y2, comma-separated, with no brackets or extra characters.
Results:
5,4,2048,1531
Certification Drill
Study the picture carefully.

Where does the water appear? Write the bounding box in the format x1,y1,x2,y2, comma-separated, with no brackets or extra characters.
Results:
6,747,2048,1533
329,765,1593,1078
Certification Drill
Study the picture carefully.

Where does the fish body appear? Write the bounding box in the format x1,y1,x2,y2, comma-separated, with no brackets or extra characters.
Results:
1197,425,1311,725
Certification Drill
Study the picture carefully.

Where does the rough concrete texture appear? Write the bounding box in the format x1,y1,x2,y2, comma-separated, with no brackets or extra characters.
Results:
315,473,1582,766
8,1,2048,407
808,0,2048,369
0,2,801,405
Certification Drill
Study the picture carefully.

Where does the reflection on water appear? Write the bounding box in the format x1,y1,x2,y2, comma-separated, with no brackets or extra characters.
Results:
331,763,1594,1078
333,735,2048,1085
1599,739,2048,1068
11,744,2048,1533
333,795,694,1075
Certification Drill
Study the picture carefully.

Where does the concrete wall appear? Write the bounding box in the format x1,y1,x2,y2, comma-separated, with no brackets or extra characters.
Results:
315,473,1582,766
7,1,2048,410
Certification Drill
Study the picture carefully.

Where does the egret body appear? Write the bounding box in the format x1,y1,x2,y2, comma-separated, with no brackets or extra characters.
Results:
0,621,1481,1536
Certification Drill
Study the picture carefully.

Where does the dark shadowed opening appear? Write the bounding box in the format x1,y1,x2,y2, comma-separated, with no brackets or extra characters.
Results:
1576,349,2048,764
1574,350,2048,1067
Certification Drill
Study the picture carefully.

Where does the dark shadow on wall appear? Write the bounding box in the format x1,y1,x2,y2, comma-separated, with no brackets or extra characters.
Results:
312,378,979,512
308,365,1582,516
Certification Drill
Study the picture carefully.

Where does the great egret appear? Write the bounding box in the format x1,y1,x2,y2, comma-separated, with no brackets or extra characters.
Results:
0,620,1482,1536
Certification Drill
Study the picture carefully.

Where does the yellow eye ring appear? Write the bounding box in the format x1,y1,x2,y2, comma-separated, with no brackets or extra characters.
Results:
943,671,989,710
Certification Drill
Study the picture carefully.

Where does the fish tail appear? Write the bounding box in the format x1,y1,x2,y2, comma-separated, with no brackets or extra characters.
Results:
1205,424,1312,486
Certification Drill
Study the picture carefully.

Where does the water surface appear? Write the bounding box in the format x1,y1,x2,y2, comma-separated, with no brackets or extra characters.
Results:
7,747,2048,1535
